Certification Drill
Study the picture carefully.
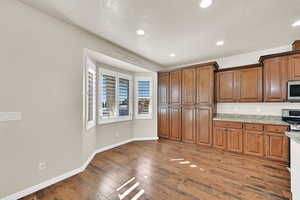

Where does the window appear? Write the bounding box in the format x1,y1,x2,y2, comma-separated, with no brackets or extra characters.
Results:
98,69,132,124
135,77,153,119
85,58,96,130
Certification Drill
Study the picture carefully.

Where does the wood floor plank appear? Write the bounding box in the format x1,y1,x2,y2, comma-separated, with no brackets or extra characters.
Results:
20,139,291,200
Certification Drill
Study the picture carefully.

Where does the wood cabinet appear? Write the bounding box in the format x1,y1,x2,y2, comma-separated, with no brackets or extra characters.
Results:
158,72,169,105
182,106,196,143
158,63,216,143
158,107,169,138
288,54,300,81
213,121,289,163
196,107,212,146
182,68,196,105
196,66,214,105
265,132,289,162
244,130,264,157
238,67,262,102
213,127,227,150
217,71,237,102
169,70,182,105
213,121,243,151
227,128,243,153
217,66,262,103
169,106,181,141
263,57,288,102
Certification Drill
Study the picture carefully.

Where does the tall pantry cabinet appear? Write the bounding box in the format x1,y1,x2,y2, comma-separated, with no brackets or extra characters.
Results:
158,62,218,146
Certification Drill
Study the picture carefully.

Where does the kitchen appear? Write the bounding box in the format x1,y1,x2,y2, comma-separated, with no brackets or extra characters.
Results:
158,40,300,199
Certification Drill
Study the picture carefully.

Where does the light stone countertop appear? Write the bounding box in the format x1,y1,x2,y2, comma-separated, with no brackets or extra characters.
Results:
213,114,289,126
286,131,300,144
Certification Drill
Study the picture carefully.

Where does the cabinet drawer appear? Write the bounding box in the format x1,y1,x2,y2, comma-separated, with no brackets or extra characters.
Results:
264,125,288,133
244,123,263,131
214,121,242,129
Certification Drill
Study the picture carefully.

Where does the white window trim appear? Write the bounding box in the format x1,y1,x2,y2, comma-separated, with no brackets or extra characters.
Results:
98,68,133,125
85,57,96,130
134,76,153,120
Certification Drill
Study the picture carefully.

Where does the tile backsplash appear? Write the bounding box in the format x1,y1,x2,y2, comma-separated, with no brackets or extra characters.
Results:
217,103,300,116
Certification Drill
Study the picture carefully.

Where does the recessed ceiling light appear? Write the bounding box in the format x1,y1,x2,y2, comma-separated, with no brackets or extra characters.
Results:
136,29,145,35
170,53,176,57
292,20,300,27
216,41,224,46
200,0,213,8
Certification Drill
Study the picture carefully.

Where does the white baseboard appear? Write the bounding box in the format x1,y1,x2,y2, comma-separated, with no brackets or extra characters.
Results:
94,139,133,154
133,137,159,141
2,137,158,200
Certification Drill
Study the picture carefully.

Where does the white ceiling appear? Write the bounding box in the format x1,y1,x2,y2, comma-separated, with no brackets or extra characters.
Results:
19,0,300,67
85,49,150,72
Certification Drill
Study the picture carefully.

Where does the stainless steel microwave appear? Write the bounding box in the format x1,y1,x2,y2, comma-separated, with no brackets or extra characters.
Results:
288,81,300,102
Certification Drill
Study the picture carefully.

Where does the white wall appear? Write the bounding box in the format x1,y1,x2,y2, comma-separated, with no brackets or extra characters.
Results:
0,0,160,198
95,64,135,149
217,103,300,116
133,72,158,139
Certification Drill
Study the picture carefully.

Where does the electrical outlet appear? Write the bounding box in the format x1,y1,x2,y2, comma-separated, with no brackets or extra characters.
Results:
38,162,46,171
115,132,119,137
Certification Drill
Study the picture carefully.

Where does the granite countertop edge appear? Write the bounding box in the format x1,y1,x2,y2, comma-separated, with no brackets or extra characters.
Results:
285,132,300,144
213,114,289,126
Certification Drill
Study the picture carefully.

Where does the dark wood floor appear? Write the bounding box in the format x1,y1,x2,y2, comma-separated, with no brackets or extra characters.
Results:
21,139,291,200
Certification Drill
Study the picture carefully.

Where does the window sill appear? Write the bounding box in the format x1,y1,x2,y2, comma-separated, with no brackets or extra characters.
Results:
134,115,153,120
98,117,132,125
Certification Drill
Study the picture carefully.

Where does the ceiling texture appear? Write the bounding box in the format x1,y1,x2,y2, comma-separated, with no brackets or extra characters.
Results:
19,0,300,67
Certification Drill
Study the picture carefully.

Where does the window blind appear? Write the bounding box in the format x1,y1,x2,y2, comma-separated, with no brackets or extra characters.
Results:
138,80,151,114
87,71,95,121
118,78,130,116
101,74,116,118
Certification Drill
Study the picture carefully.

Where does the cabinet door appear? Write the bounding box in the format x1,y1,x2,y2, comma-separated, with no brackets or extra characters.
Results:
244,130,264,157
196,107,212,146
169,106,181,141
227,128,243,153
238,67,262,102
213,127,227,150
264,57,288,102
217,71,237,102
169,70,182,105
182,68,196,105
196,66,214,105
182,106,196,143
158,73,169,105
158,107,169,138
288,54,300,81
265,132,289,162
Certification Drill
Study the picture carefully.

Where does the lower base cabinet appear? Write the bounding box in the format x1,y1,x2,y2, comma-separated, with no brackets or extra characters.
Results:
265,132,289,162
244,130,264,157
213,127,227,150
227,128,243,153
169,107,182,141
182,106,196,143
213,121,289,163
196,107,213,146
158,107,169,138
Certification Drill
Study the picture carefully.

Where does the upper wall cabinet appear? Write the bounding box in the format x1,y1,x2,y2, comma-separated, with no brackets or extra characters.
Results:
216,66,262,103
196,66,215,105
169,70,182,105
238,67,262,102
158,72,169,105
264,57,288,102
182,68,196,105
217,70,237,102
288,54,300,81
